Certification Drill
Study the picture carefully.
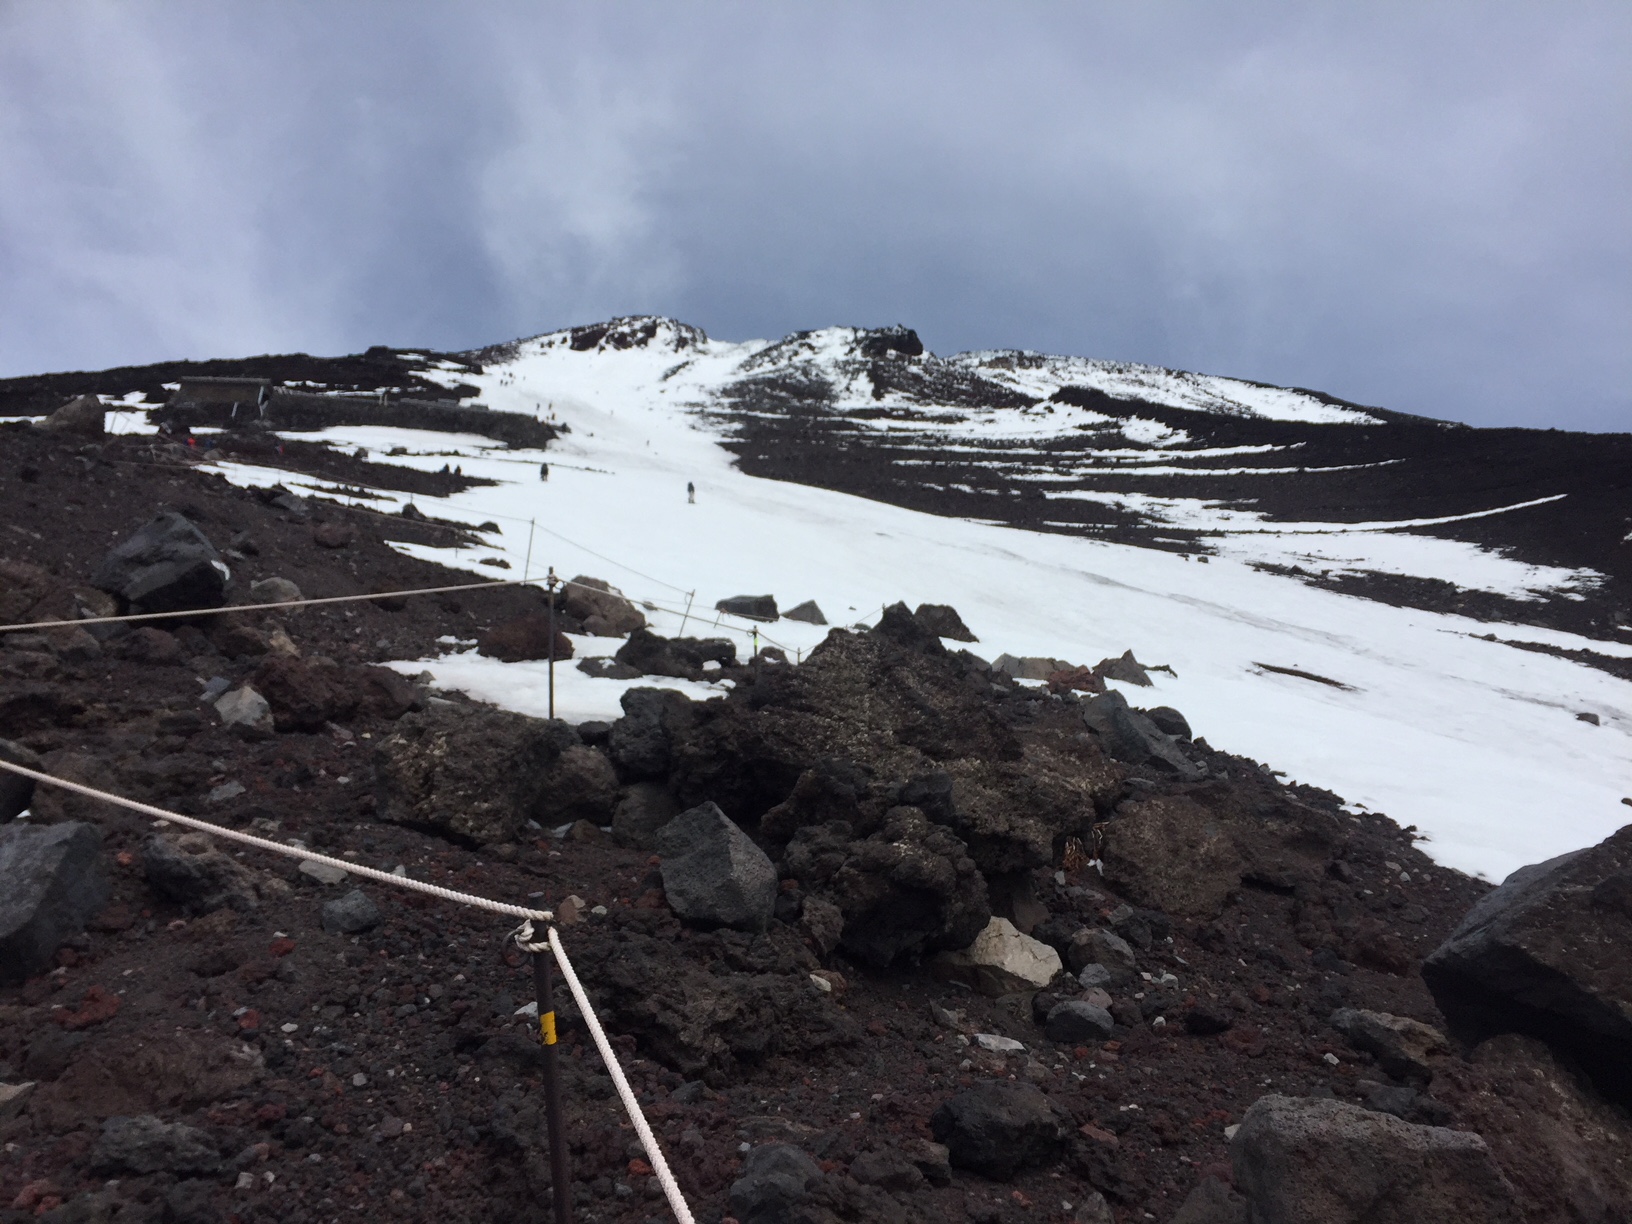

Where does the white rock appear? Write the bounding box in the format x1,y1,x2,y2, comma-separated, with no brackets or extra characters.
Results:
0,1081,36,1122
932,916,1063,996
214,686,272,734
973,1033,1026,1053
299,860,349,886
809,973,832,993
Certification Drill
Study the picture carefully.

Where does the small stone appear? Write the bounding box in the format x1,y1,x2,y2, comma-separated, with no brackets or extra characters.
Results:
974,1033,1027,1053
1044,1001,1115,1043
352,1073,368,1087
321,889,381,934
208,780,246,804
298,860,349,886
214,686,273,736
249,577,304,605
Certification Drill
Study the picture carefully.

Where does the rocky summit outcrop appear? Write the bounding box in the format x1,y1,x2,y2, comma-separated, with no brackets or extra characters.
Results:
1230,1095,1520,1223
1423,823,1632,1105
90,512,229,614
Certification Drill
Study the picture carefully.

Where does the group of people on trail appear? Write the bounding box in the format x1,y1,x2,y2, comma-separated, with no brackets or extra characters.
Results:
537,463,695,505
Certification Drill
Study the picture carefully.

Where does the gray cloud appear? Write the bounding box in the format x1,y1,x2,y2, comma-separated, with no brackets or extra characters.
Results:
1,1,1627,430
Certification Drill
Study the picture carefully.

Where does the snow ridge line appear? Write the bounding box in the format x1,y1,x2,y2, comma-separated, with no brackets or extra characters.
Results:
0,759,552,923
514,920,698,1224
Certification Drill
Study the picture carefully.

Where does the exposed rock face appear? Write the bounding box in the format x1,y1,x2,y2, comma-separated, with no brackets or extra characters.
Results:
932,916,1062,996
1422,824,1632,1105
715,594,779,621
477,613,573,662
374,707,575,844
784,807,990,967
1100,784,1346,918
0,822,107,982
657,802,779,931
613,628,734,679
90,512,229,613
931,1080,1066,1180
1230,1095,1519,1223
39,395,105,438
562,576,645,636
533,745,620,827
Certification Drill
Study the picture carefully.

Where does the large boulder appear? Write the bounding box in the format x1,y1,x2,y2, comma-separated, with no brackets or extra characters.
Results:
614,628,734,680
912,603,977,641
0,822,108,982
562,576,645,637
1081,690,1199,778
728,1143,822,1224
39,394,105,438
783,600,827,625
611,781,679,849
90,512,229,613
1422,824,1632,1105
930,1081,1066,1180
1230,1095,1519,1223
608,687,696,780
932,916,1062,996
477,614,573,662
784,808,990,968
715,594,778,621
374,707,576,844
656,802,778,931
1094,649,1154,687
143,832,281,915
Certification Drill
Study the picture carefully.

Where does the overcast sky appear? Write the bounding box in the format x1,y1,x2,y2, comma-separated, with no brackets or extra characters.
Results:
2,2,1627,431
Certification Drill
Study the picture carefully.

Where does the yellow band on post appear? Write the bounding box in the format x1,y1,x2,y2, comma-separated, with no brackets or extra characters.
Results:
541,1011,557,1044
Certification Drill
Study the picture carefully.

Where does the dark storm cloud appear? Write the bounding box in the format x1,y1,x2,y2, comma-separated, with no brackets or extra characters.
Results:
1,1,1627,430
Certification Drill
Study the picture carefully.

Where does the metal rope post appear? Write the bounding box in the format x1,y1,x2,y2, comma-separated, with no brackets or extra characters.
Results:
547,567,558,721
524,517,536,583
677,590,694,638
532,941,573,1224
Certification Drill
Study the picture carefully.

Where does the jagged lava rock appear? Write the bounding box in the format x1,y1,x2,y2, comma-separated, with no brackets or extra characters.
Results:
913,603,977,641
1044,1000,1115,1043
657,801,778,931
374,706,576,844
1329,1008,1450,1082
783,599,827,625
477,613,573,662
715,593,778,621
1081,689,1199,778
611,781,679,849
90,1115,221,1175
143,833,279,915
1230,1094,1519,1223
322,889,382,934
1423,823,1632,1104
562,575,645,636
0,822,107,983
533,744,620,826
931,1080,1066,1180
614,627,734,679
608,686,696,780
90,511,229,613
729,1143,822,1224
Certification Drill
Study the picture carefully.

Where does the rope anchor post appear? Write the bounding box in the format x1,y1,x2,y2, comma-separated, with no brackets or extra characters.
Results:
522,925,573,1224
547,567,559,721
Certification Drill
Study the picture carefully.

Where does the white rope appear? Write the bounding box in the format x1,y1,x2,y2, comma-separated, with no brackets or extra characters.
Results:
0,759,550,923
0,576,549,634
512,920,696,1224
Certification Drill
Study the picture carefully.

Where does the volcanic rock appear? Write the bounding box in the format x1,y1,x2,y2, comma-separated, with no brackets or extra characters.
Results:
374,706,576,845
729,1143,822,1223
1095,649,1153,687
248,576,303,605
1230,1094,1519,1223
656,801,777,931
143,832,279,915
213,684,273,736
1422,823,1632,1104
932,916,1062,996
1168,1177,1246,1224
533,745,620,826
562,576,644,636
931,1080,1066,1180
608,687,696,780
90,1114,221,1175
784,808,989,966
0,822,108,983
115,626,183,665
614,627,734,679
991,653,1072,681
1044,1000,1116,1043
913,603,977,641
1081,689,1199,778
783,599,827,625
90,511,229,613
715,594,779,621
1329,1008,1449,1082
322,888,382,934
477,613,573,662
1065,927,1137,979
611,781,679,849
39,394,106,437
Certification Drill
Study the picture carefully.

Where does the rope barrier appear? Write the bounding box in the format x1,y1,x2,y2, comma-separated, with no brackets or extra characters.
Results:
0,760,551,923
515,921,697,1224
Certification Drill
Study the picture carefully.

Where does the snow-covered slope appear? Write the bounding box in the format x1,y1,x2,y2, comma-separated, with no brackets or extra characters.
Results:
184,317,1632,885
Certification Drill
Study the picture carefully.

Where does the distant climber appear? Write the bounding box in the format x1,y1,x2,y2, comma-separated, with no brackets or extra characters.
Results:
687,481,695,504
540,463,549,481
